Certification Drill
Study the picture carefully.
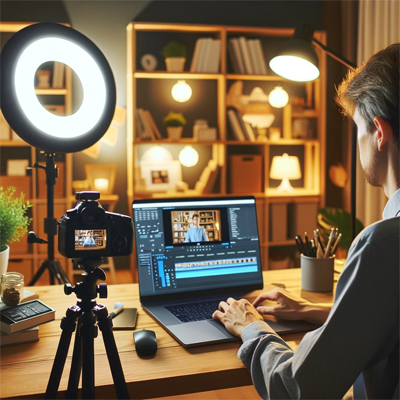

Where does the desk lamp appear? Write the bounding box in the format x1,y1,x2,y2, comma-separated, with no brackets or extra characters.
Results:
270,153,301,191
269,24,357,238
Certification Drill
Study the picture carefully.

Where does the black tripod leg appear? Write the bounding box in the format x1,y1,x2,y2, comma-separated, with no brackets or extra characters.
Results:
65,321,83,399
45,305,81,399
81,310,97,400
94,305,130,400
29,260,52,286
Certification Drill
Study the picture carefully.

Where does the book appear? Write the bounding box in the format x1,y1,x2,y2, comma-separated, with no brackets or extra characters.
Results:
52,62,65,88
244,121,256,142
204,39,221,73
254,39,268,74
144,110,162,140
228,41,241,73
138,109,155,140
190,38,203,72
227,109,245,141
238,36,253,74
0,326,39,347
228,38,246,74
0,290,39,311
198,38,213,72
0,299,55,334
247,40,261,75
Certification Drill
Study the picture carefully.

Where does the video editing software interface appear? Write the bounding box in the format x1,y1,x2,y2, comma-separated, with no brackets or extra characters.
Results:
133,198,262,298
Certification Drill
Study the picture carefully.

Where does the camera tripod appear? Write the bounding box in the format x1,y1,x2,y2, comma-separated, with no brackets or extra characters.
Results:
44,258,129,399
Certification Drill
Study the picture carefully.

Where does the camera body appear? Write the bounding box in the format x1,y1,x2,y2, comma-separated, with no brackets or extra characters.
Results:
58,192,133,259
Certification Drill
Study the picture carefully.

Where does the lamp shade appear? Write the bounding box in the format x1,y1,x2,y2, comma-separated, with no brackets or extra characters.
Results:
0,22,116,153
270,153,301,191
171,80,192,103
269,25,320,82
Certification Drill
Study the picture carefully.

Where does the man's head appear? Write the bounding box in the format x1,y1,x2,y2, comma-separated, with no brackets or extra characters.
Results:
336,43,399,192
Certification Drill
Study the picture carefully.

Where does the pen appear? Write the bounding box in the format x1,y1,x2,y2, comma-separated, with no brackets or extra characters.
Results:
330,233,342,256
324,228,337,258
110,302,124,319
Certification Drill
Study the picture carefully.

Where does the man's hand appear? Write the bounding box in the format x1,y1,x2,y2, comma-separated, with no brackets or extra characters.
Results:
212,297,263,338
253,288,332,325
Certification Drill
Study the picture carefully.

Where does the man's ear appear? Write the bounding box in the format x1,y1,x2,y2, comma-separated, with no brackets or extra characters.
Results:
373,117,393,151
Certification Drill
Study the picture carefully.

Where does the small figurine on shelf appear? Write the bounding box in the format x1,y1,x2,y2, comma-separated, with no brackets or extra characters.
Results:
161,41,187,72
163,111,186,141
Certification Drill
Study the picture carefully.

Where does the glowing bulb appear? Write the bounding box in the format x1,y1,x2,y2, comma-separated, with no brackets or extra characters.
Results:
268,86,289,108
171,80,192,103
179,146,199,167
269,55,320,82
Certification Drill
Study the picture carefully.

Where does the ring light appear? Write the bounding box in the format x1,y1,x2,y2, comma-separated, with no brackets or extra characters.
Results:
1,23,116,153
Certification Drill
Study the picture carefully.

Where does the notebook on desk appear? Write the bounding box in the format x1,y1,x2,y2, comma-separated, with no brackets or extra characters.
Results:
132,196,315,347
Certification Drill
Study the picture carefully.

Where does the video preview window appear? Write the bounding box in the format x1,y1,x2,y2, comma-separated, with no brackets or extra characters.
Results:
75,229,107,250
171,210,221,244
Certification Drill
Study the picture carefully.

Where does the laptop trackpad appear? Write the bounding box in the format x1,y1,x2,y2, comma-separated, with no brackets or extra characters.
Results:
168,320,234,346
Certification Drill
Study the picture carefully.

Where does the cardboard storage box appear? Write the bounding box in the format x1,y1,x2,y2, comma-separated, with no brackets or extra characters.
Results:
229,155,263,193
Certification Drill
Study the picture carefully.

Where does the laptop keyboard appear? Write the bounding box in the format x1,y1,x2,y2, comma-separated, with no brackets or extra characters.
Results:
166,300,222,323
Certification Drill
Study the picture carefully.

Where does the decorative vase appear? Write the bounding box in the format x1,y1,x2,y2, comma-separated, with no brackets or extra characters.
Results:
167,126,183,141
0,246,10,276
165,57,186,72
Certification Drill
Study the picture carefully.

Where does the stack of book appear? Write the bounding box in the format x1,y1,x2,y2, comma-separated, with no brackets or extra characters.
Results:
228,37,268,75
190,38,221,73
135,109,162,140
0,291,54,347
52,62,65,88
227,107,257,142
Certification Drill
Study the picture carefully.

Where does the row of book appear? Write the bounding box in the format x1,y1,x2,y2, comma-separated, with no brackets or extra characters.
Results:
228,37,268,75
190,38,221,73
135,108,162,140
52,62,65,88
227,107,260,142
0,290,55,347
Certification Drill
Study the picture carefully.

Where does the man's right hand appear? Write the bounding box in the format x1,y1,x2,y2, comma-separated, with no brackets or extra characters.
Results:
252,288,332,325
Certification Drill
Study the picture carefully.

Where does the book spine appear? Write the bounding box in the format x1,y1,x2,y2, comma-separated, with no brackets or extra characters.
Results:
190,38,202,72
199,38,213,72
227,109,245,141
255,39,268,74
238,36,253,74
248,40,261,75
229,38,246,74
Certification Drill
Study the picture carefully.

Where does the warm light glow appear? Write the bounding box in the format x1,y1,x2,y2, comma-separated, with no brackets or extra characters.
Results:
242,114,275,129
179,146,199,167
270,153,301,191
141,146,173,163
94,178,109,192
171,80,192,103
268,86,289,108
15,37,107,138
269,55,320,82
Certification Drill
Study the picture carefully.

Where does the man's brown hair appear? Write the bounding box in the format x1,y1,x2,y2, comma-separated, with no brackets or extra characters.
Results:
335,43,399,146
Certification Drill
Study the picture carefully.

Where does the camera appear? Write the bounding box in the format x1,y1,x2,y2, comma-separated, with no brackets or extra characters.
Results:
58,191,133,259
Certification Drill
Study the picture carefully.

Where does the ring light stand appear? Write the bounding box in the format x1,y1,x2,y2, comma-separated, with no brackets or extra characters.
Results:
0,23,128,399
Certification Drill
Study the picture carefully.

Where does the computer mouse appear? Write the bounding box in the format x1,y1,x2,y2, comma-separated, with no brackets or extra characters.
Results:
133,329,157,357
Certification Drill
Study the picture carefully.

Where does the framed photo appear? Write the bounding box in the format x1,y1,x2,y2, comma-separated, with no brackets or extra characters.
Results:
7,159,29,176
140,160,182,192
85,164,117,195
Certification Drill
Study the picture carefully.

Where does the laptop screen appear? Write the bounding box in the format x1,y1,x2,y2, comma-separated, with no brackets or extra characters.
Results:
132,196,263,301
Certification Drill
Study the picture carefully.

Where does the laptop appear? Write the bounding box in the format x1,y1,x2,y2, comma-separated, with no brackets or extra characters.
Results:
132,196,316,347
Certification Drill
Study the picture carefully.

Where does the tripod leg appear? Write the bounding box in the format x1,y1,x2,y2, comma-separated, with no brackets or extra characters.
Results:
65,321,83,399
45,305,81,399
29,260,52,286
94,304,130,400
81,310,97,400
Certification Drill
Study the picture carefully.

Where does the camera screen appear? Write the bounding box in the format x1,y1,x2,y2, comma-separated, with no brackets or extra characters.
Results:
75,229,107,251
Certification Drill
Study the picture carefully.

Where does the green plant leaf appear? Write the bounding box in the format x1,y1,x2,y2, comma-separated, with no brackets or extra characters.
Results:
163,111,186,127
160,41,187,58
317,207,364,250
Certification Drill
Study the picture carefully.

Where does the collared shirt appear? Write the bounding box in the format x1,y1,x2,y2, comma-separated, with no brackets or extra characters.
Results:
238,190,400,399
184,227,209,242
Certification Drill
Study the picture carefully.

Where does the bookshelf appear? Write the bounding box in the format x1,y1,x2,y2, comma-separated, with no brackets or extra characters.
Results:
0,22,73,282
127,22,327,272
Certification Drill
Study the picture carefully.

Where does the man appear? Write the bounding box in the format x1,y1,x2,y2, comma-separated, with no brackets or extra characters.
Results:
184,214,209,242
83,231,96,247
213,43,399,399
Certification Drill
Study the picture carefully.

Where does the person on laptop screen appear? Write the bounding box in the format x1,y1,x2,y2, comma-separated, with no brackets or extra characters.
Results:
83,231,97,247
184,214,209,243
213,44,399,399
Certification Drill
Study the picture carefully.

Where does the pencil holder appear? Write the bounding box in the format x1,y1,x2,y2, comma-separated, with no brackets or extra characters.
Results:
300,254,334,292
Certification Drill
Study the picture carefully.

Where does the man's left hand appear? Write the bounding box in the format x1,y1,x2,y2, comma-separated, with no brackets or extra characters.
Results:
212,298,263,338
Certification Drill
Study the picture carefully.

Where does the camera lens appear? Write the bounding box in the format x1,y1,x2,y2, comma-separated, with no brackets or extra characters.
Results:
112,235,127,252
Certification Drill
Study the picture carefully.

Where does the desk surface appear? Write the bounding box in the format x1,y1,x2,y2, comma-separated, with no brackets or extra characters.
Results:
0,268,341,399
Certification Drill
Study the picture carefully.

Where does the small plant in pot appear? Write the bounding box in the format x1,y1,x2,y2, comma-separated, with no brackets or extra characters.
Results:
160,41,187,72
0,187,32,275
163,111,186,141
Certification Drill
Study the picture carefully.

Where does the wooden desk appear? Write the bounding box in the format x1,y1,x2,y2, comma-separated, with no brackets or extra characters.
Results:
0,268,341,399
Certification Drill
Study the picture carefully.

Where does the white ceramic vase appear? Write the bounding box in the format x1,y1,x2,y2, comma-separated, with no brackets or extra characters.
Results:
165,57,185,72
0,246,10,276
167,126,183,141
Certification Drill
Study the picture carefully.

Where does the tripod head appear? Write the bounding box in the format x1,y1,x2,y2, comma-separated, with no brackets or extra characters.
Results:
64,258,107,312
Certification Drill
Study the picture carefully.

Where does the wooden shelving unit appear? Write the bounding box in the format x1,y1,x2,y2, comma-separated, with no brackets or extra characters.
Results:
0,22,73,282
126,22,327,272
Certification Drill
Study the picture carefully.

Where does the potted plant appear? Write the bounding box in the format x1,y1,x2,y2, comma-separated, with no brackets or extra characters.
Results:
160,41,187,72
0,187,32,275
163,111,186,140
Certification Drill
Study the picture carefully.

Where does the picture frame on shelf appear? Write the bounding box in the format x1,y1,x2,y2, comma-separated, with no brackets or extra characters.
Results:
7,159,29,176
85,164,117,195
140,160,182,192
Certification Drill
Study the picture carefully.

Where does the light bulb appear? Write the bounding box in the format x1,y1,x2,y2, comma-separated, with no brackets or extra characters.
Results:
179,146,199,167
268,85,289,108
269,55,320,82
171,80,192,103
